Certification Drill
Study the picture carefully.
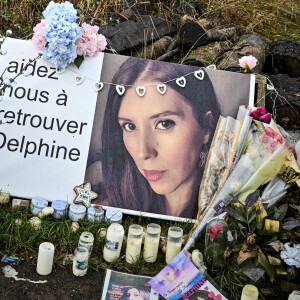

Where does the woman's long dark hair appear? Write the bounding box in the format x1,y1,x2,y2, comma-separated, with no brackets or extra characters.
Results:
101,57,220,218
120,286,150,300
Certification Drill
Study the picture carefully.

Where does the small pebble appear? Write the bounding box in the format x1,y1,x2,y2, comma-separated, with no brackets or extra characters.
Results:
39,206,54,218
98,228,107,238
71,222,79,233
29,217,41,230
14,219,22,227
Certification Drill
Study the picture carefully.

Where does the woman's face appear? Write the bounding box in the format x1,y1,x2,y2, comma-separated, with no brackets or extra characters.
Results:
125,288,144,300
118,86,204,200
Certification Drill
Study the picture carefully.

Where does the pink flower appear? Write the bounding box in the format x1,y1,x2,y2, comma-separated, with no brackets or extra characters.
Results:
76,22,107,57
249,109,260,119
239,55,257,71
256,106,267,116
259,113,272,123
209,224,223,240
32,20,47,50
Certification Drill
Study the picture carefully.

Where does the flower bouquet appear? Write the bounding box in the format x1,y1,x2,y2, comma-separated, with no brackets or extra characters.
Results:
32,1,107,68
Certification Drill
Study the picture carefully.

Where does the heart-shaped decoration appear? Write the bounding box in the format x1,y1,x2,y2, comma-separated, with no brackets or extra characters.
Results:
116,85,125,96
136,86,146,97
206,64,216,69
175,76,186,88
156,84,167,95
56,66,66,74
194,69,204,80
74,75,84,85
95,81,104,92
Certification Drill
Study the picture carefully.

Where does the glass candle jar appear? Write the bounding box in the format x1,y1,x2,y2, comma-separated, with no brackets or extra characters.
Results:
73,246,89,276
143,223,161,263
51,200,68,219
103,223,124,262
105,207,123,224
69,204,86,221
126,224,143,264
204,218,228,276
289,291,300,300
165,226,183,264
241,284,259,300
31,197,48,215
87,205,104,223
78,231,94,256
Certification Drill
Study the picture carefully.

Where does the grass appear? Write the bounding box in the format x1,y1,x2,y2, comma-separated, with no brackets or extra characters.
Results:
0,203,195,276
0,204,291,300
0,0,299,41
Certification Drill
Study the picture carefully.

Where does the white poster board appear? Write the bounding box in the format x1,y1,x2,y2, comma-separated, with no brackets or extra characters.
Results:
0,38,103,201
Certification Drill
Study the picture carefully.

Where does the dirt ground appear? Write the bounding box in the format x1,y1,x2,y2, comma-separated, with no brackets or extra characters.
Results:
0,261,106,299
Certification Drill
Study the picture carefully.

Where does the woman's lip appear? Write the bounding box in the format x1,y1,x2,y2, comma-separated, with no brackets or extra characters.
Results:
143,169,166,182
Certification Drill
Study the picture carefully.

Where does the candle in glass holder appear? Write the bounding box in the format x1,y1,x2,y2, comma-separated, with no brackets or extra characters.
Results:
165,226,183,264
126,224,143,264
241,285,259,300
103,223,124,262
289,291,300,300
78,231,94,256
73,246,89,276
36,242,55,275
143,223,161,263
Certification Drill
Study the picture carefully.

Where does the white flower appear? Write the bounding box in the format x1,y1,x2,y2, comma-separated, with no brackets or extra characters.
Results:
280,243,300,268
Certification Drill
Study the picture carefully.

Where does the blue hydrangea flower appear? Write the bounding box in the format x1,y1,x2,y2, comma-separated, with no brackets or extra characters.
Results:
41,1,82,67
43,1,78,23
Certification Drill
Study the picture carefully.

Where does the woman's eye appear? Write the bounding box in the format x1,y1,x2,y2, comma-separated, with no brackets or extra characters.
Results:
122,123,136,132
156,120,175,130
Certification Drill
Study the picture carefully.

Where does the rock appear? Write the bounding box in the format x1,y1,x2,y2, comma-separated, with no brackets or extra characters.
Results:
264,39,300,78
98,227,107,238
14,219,22,227
98,14,177,53
217,34,268,73
71,222,79,233
179,18,236,48
39,206,54,218
183,40,232,67
265,74,300,129
133,36,172,59
29,217,41,230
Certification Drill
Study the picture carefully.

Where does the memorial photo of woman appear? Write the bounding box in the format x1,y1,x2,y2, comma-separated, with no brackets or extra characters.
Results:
120,287,150,300
98,57,221,219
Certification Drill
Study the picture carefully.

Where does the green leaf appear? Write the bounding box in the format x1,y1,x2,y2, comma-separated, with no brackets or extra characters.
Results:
258,249,275,282
74,55,84,69
224,206,247,223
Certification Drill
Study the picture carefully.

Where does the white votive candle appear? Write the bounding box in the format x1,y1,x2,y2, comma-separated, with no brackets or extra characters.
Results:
103,223,124,263
73,246,89,276
241,285,259,300
36,242,55,275
143,223,161,263
165,226,183,264
126,224,143,264
289,291,300,300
